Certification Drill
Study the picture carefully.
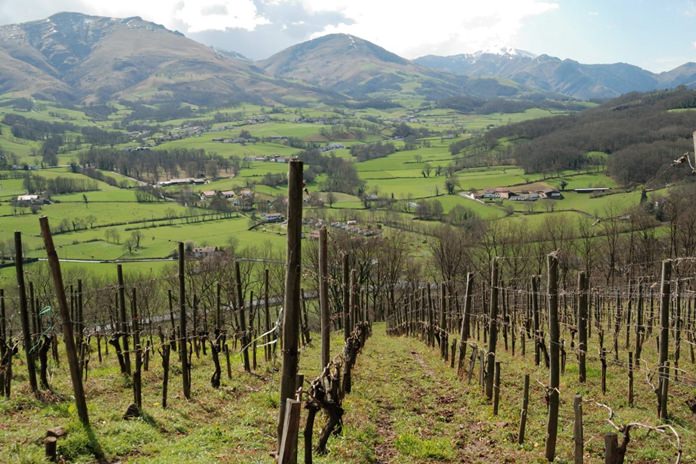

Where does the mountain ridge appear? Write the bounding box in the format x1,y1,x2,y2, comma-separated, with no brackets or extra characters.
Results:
0,12,330,106
414,51,696,100
3,12,696,106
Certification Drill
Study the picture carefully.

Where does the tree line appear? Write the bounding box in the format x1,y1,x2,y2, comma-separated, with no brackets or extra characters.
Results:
3,114,128,146
22,174,98,196
476,87,696,184
78,147,239,183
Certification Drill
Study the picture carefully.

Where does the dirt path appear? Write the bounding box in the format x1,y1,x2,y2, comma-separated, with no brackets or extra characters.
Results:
336,329,527,464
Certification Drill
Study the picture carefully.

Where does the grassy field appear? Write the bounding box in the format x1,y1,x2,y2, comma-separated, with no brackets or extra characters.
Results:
1,321,692,463
0,99,671,290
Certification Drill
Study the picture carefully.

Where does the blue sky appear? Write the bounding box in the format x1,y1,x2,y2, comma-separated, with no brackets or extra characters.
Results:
0,0,694,71
517,1,696,71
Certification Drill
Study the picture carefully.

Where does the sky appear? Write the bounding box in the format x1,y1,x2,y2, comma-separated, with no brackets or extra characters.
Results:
0,0,695,71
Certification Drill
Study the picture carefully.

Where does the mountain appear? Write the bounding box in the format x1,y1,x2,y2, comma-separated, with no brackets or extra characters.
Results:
259,33,522,101
0,12,328,106
415,51,696,100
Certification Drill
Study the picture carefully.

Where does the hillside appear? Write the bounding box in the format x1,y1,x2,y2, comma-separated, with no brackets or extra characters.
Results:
0,12,329,106
416,51,696,100
259,33,522,102
478,87,696,184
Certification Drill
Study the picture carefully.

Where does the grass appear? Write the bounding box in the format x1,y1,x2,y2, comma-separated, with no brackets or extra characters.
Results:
3,319,691,463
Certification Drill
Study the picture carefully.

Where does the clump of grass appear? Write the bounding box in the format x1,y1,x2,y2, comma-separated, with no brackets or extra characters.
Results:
394,433,455,460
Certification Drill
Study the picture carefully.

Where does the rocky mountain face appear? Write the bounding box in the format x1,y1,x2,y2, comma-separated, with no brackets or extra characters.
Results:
415,51,696,100
0,12,326,105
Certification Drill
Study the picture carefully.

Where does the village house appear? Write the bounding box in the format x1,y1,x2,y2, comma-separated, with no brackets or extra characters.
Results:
156,177,206,187
539,189,563,199
199,190,217,200
574,187,611,194
190,246,221,259
264,213,285,223
15,194,46,205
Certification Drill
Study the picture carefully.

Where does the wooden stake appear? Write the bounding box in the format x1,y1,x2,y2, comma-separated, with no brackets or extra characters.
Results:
486,258,499,401
545,252,560,463
319,227,330,370
15,232,38,395
493,361,501,415
39,217,89,427
658,259,671,420
117,265,131,375
574,394,584,464
179,242,191,400
518,373,529,444
578,271,588,383
277,159,303,451
236,261,251,372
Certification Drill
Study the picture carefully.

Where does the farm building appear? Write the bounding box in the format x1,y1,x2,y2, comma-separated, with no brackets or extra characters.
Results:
200,190,217,200
190,246,221,259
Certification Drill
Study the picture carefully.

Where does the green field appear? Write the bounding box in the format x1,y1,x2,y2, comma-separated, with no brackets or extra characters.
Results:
0,99,672,281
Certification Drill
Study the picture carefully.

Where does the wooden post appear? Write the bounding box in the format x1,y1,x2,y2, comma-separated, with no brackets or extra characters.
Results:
493,361,501,415
578,271,588,383
77,279,83,350
278,398,301,464
601,347,607,394
117,264,131,375
573,394,583,464
131,288,142,413
161,343,170,408
486,258,499,401
518,374,529,444
545,252,560,463
264,269,271,363
319,227,330,370
532,275,541,366
14,232,38,395
178,242,191,400
427,284,434,347
236,261,251,372
350,269,358,333
458,272,473,375
39,217,89,427
0,289,5,345
168,290,176,349
342,253,350,340
658,259,671,421
278,159,303,451
439,283,446,357
604,433,619,464
628,352,634,407
635,282,644,368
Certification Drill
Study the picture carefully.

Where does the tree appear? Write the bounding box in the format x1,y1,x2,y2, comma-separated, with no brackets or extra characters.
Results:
130,230,144,249
326,191,336,208
445,176,458,195
105,228,121,244
430,225,472,284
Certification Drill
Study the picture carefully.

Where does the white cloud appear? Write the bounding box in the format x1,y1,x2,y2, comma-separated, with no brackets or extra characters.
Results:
1,0,272,32
300,0,559,57
0,0,558,56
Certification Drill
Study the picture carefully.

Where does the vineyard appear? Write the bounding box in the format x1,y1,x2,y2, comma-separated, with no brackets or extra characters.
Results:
0,161,695,463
